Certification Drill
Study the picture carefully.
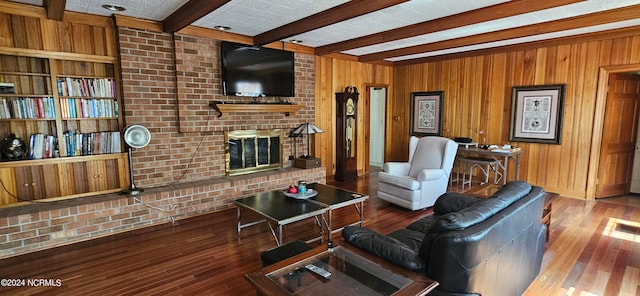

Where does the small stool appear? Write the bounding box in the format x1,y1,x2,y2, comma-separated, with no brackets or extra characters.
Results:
459,157,502,189
260,240,314,266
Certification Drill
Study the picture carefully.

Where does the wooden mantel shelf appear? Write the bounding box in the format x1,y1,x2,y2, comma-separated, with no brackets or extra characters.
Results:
209,102,302,117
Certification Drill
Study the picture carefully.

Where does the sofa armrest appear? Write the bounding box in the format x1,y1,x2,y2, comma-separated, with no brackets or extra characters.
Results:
383,162,411,176
342,226,426,272
416,168,446,181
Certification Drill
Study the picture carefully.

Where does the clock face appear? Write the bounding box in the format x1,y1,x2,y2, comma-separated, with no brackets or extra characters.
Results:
346,98,355,115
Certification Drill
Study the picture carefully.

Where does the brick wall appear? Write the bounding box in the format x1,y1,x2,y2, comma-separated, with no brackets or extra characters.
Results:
119,28,317,187
0,167,325,258
0,27,324,259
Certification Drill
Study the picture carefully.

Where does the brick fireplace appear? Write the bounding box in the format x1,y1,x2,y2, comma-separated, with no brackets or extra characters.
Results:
225,129,284,176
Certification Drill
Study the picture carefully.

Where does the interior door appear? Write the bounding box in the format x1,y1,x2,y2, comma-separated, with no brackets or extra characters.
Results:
596,73,640,198
369,87,386,168
631,125,640,193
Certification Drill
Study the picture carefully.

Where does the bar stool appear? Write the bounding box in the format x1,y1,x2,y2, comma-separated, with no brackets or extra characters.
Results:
458,157,503,189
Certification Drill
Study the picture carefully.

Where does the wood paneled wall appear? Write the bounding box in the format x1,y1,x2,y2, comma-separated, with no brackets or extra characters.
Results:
391,34,640,199
0,2,116,59
314,56,393,180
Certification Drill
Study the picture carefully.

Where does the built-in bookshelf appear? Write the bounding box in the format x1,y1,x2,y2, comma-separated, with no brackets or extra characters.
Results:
0,53,127,205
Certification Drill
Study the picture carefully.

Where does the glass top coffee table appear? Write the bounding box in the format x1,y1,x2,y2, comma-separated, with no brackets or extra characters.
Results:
234,183,368,246
246,244,438,296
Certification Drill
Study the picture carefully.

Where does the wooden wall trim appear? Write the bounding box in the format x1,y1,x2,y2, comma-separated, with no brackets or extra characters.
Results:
0,46,117,63
63,11,113,28
114,15,164,32
0,1,46,18
177,25,247,42
0,1,112,28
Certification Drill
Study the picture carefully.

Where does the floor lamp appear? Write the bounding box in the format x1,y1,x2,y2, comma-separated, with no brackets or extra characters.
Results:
121,124,151,195
292,122,324,168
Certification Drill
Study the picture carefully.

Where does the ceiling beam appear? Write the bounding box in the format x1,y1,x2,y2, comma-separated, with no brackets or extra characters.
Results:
162,0,231,33
359,4,640,62
315,0,585,55
253,0,408,46
44,0,66,21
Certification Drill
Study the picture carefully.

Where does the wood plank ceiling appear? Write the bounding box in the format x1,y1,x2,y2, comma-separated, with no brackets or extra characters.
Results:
8,0,640,65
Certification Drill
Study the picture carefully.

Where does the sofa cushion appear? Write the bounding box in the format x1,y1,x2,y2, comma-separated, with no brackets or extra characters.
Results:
406,214,438,233
342,226,426,272
388,228,426,252
431,182,533,232
378,172,420,190
433,192,483,215
490,181,532,204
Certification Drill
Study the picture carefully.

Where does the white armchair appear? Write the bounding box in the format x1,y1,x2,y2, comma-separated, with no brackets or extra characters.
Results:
377,136,458,210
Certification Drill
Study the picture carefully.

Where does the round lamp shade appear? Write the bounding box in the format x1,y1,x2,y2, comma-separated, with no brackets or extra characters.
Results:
124,124,151,149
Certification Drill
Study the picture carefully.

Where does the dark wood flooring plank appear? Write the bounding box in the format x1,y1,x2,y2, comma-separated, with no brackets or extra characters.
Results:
2,174,640,295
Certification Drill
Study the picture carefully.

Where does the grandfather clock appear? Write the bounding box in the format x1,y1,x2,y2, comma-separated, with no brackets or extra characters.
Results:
335,86,358,181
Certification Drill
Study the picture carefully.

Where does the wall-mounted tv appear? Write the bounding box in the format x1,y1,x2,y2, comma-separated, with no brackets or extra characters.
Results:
220,41,295,97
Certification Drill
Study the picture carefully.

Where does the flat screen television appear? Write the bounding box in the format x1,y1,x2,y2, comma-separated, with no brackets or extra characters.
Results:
220,41,295,97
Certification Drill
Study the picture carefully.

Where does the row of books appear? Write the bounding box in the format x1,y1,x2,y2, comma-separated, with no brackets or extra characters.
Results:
28,134,57,159
60,131,122,157
60,98,119,119
57,77,116,98
27,131,123,159
0,97,56,119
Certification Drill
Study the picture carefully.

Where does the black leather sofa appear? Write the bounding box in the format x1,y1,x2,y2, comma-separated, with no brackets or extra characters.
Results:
342,181,546,296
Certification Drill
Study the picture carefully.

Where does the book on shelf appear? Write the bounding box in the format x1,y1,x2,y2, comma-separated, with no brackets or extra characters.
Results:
60,130,122,157
0,97,56,119
57,78,116,98
60,98,117,118
28,133,56,159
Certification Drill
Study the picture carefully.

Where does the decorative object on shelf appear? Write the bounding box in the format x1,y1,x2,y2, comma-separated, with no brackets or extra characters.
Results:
0,134,26,160
335,86,358,181
121,124,151,195
293,122,324,169
0,82,15,94
509,84,565,144
410,91,444,136
478,130,489,149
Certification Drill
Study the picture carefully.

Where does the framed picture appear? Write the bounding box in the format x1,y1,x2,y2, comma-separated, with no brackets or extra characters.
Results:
509,84,566,144
410,91,443,136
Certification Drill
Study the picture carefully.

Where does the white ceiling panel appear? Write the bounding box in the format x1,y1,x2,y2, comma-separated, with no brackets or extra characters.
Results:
193,0,348,36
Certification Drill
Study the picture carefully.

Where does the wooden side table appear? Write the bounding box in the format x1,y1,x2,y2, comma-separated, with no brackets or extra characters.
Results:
465,184,559,241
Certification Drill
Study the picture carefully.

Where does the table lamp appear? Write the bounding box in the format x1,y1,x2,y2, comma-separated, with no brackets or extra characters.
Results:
293,122,324,168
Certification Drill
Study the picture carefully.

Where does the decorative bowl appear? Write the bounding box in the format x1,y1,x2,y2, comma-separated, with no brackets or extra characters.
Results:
283,189,317,199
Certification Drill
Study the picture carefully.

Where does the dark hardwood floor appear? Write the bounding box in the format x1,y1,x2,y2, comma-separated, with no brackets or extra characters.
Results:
1,172,639,295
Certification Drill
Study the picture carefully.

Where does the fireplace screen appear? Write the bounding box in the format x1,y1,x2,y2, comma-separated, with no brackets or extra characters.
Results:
225,129,284,176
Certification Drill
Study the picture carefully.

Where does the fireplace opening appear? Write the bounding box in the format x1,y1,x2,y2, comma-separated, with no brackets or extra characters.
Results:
225,129,284,176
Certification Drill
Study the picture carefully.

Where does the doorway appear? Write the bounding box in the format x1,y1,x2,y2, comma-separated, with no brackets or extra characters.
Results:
367,86,387,170
592,68,640,199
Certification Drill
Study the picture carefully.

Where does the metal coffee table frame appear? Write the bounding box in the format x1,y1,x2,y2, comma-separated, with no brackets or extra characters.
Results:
306,183,368,240
234,183,368,246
